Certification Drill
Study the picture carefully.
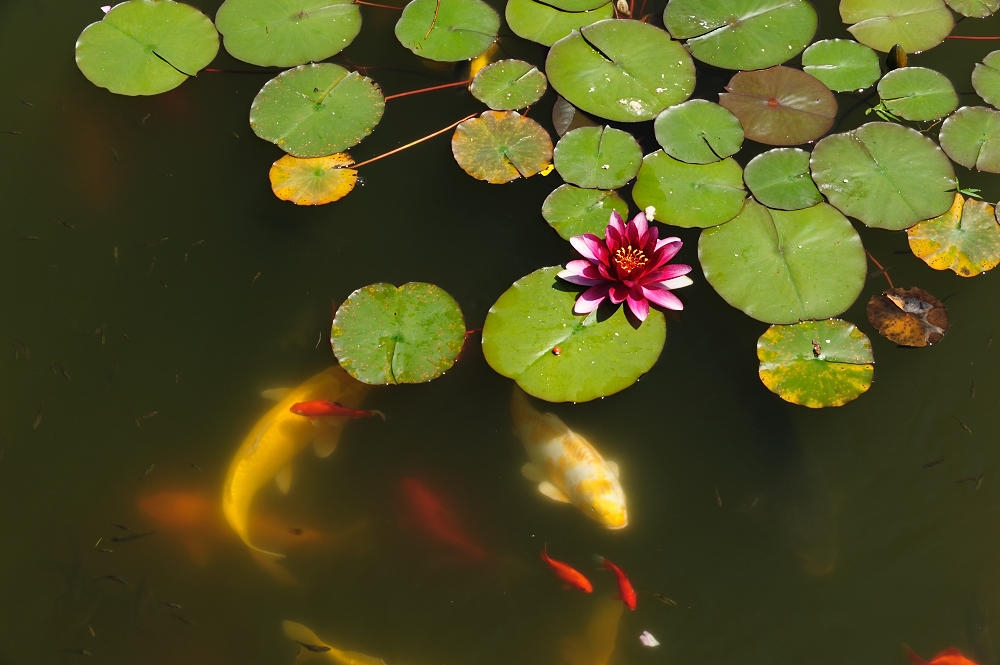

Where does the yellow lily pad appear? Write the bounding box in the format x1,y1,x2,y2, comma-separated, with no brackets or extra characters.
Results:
268,153,358,205
906,193,1000,277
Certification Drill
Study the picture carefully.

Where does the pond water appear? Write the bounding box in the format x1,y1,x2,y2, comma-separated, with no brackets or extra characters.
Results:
3,2,1000,664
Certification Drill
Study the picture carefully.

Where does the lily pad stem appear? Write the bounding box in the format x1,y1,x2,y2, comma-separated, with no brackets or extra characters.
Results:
384,79,472,102
352,113,476,169
354,0,404,9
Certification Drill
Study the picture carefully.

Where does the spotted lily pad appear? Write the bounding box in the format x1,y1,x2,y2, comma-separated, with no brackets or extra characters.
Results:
482,267,665,402
877,67,958,121
810,122,957,230
451,111,553,183
757,319,874,408
698,200,866,324
542,185,629,240
395,0,500,62
505,0,613,47
215,0,361,67
663,0,817,71
907,193,1000,277
718,66,837,146
938,106,1000,172
250,63,384,158
632,151,745,228
75,0,219,96
972,51,1000,108
545,20,695,123
653,100,744,164
801,39,882,92
866,287,948,347
743,148,822,211
331,283,466,384
470,59,547,110
553,126,642,190
269,153,357,205
841,0,954,54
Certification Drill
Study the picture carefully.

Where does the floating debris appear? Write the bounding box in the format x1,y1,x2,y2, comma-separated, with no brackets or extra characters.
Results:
639,630,660,647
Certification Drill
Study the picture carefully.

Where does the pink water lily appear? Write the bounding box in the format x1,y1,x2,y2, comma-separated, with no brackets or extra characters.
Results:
557,210,693,322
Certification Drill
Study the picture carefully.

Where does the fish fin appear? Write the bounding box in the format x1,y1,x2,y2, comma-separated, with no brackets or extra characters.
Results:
260,387,291,401
275,465,293,494
521,462,546,484
371,409,387,421
283,620,329,652
902,644,929,665
537,480,571,503
607,460,620,478
313,429,340,458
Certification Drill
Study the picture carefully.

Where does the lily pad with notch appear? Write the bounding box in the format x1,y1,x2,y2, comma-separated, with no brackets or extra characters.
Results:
743,148,822,211
542,185,629,240
938,106,1000,172
553,126,642,190
395,0,500,62
268,153,357,205
972,50,1000,109
470,59,547,110
801,39,882,92
505,0,613,47
907,193,1000,277
877,67,957,121
632,151,745,228
653,100,744,164
451,111,553,183
841,0,954,54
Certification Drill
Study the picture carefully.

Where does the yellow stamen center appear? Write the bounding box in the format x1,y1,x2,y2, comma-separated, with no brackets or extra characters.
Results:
614,246,648,276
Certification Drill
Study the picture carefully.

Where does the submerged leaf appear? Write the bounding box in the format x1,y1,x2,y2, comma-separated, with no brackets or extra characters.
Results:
451,111,553,183
866,287,948,347
907,193,1000,277
269,153,357,205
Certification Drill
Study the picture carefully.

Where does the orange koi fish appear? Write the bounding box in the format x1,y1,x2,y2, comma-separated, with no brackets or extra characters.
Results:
541,544,592,593
290,400,385,420
598,556,636,610
905,646,980,665
398,477,488,562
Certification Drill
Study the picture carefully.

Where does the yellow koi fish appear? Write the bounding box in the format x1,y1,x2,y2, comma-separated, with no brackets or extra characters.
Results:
282,620,387,665
222,366,369,558
510,387,627,529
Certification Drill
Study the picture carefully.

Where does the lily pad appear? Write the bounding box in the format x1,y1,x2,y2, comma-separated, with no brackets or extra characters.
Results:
469,59,547,110
653,100,744,164
907,193,1000,277
810,122,957,230
866,287,949,347
269,153,357,205
743,148,823,211
841,0,954,54
877,67,958,121
451,111,553,183
552,96,599,137
698,200,866,324
632,151,745,228
505,0,613,47
938,106,1000,172
545,20,695,123
972,50,1000,108
331,282,466,384
718,66,837,146
395,0,500,62
757,319,874,408
946,0,999,16
215,0,360,67
481,267,666,402
250,63,385,158
801,39,882,92
553,126,642,190
542,185,629,240
546,0,609,9
75,0,219,96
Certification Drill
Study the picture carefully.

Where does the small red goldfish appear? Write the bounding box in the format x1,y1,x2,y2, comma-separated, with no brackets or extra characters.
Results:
905,646,980,665
541,544,592,593
290,400,385,420
598,556,636,610
399,477,488,562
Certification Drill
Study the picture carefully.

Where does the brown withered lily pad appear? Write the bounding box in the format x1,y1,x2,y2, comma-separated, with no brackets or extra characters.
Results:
866,287,949,347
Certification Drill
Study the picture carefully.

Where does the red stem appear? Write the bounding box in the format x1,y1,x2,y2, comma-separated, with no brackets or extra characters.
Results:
354,0,403,9
384,79,472,101
866,250,895,290
947,35,1000,40
351,113,476,169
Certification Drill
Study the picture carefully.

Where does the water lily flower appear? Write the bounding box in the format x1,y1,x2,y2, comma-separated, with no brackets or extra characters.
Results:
557,210,693,322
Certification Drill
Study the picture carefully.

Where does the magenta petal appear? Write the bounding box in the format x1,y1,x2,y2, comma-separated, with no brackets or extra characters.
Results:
643,285,684,310
645,263,693,282
630,212,648,238
575,285,608,314
608,283,629,304
570,234,605,262
625,293,649,321
653,237,683,262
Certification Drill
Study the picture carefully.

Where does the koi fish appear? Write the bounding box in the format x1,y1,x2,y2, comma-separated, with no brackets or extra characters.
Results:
541,544,592,593
598,556,636,610
290,400,385,420
904,646,980,665
222,366,369,558
398,476,488,562
510,387,627,529
282,620,387,665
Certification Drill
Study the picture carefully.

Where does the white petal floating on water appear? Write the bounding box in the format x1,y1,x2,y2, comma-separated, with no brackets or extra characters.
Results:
639,630,660,647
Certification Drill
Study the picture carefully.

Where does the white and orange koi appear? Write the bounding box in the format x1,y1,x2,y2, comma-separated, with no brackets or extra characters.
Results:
510,387,627,529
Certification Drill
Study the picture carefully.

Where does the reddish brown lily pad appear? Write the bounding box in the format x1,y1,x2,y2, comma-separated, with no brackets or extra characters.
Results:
866,287,949,347
719,66,837,146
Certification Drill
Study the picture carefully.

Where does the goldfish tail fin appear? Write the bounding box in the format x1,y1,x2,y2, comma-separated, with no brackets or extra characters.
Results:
372,409,387,421
902,644,928,665
248,541,286,560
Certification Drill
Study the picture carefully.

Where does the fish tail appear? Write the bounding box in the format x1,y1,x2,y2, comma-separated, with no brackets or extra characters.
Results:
372,409,387,421
902,644,928,665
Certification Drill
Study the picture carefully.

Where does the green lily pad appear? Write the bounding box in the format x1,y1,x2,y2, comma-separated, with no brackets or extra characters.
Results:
75,0,219,96
939,106,1000,172
331,282,466,384
907,193,1000,277
632,151,745,228
972,51,1000,109
877,67,958,121
743,148,822,211
718,66,837,146
395,0,500,62
451,110,553,183
663,0,817,71
698,200,866,324
505,0,613,47
215,0,360,67
946,0,999,16
469,59,547,110
810,122,957,230
481,267,666,402
546,0,609,9
546,20,695,123
757,319,874,408
553,126,642,190
653,100,744,164
841,0,954,54
249,63,385,158
541,185,629,240
801,39,882,92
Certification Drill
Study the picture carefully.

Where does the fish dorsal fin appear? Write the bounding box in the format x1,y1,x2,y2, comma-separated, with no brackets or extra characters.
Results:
537,480,571,503
282,621,329,652
275,465,293,494
521,462,546,484
260,387,291,401
313,428,341,458
607,460,620,478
